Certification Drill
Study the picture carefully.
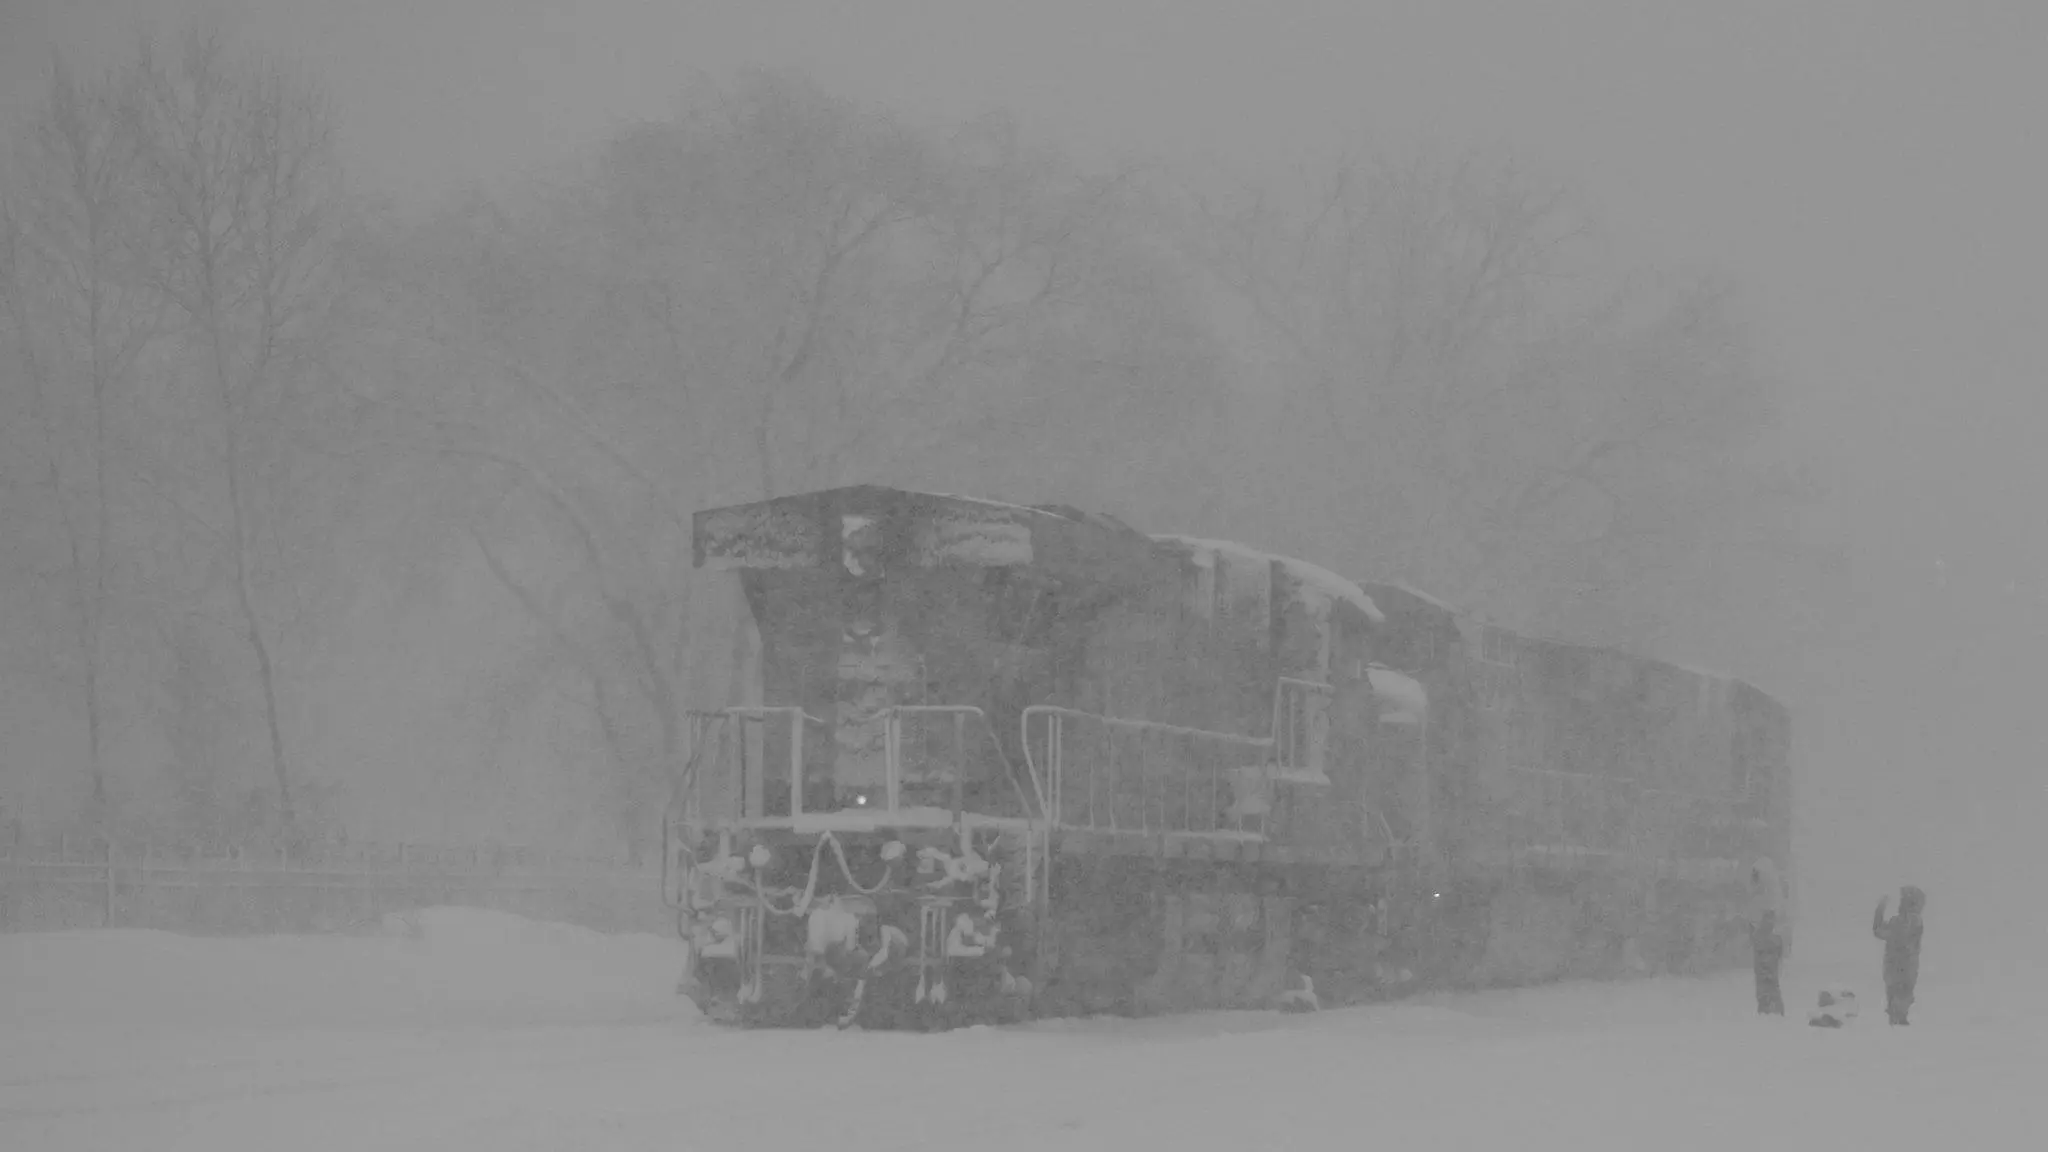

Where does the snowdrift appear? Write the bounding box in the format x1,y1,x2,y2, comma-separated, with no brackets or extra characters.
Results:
0,906,695,1033
0,916,2041,1151
3,912,2034,1037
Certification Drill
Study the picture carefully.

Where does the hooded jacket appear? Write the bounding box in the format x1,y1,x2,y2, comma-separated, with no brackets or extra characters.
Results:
1751,910,1785,971
1749,858,1791,948
1873,885,1925,991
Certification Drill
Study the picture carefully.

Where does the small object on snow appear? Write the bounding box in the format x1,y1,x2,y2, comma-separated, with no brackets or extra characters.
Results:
1276,974,1320,1014
1807,988,1859,1028
837,979,866,1029
703,853,748,883
692,915,741,960
945,911,997,958
805,897,862,957
869,925,910,971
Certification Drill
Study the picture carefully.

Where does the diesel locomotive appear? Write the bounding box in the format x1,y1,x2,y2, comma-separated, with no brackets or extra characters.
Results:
662,487,1792,1028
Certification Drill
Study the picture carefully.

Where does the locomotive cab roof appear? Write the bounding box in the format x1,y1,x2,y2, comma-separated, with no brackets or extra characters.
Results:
691,485,1168,593
692,485,1779,706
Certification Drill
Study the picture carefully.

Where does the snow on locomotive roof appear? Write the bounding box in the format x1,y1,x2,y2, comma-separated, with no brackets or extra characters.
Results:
923,492,1069,518
929,487,1056,510
1367,665,1428,724
1523,633,1746,691
1658,658,1735,685
1370,581,1458,614
1151,535,1385,624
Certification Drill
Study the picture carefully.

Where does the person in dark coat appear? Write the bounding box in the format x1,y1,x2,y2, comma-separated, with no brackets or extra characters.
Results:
1872,885,1926,1025
1750,908,1786,1015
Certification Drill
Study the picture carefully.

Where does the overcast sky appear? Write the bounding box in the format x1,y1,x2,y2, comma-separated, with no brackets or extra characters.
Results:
6,0,2044,938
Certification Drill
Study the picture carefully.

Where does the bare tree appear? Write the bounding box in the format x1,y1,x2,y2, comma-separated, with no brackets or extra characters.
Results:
122,22,342,826
587,75,1219,503
1174,149,1820,657
327,75,1234,852
0,57,163,827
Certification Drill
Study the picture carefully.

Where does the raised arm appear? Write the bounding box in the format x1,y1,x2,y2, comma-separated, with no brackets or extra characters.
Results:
1872,899,1890,940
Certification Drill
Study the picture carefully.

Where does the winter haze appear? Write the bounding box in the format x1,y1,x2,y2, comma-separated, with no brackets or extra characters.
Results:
1,0,2042,1091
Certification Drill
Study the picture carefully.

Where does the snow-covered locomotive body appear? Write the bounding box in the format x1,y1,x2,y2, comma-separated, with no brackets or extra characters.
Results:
664,486,1794,1027
1360,585,1795,985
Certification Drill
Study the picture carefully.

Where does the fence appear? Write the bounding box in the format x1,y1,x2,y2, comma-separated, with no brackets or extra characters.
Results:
0,837,669,937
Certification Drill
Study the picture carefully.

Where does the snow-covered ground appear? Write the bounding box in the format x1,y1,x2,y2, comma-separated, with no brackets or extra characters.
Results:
2,908,2039,1151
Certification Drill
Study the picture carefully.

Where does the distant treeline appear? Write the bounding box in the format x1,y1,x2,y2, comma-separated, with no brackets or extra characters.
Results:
0,17,1844,855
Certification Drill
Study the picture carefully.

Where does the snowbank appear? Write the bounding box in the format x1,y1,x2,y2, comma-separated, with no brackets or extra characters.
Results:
0,906,694,1033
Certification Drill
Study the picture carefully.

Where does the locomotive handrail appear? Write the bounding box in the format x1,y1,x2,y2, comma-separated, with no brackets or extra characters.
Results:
690,706,831,726
1502,764,1747,806
661,810,683,911
1020,705,1274,836
1365,808,1404,856
681,707,830,821
1019,705,1275,748
664,711,728,912
1271,677,1334,780
674,705,1044,827
879,705,1045,823
664,711,736,909
1639,784,1743,805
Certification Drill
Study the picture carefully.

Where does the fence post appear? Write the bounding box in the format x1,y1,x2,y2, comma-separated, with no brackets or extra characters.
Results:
104,839,115,928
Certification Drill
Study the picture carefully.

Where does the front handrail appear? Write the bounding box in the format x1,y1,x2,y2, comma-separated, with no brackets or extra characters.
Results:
879,705,1045,822
675,704,1045,827
684,707,830,821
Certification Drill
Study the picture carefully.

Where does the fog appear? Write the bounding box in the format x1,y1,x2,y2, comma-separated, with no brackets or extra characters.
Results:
3,0,2043,969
